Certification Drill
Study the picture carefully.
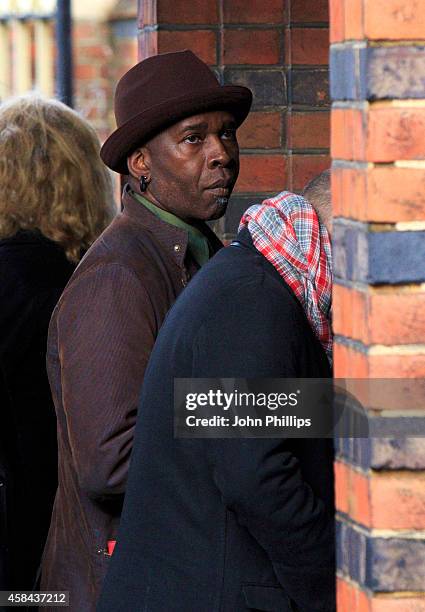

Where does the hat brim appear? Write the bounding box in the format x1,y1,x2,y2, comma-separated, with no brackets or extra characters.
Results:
100,85,252,174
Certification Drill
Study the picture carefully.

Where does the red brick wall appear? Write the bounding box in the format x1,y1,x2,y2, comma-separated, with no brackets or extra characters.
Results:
138,0,330,239
73,3,138,201
73,20,114,143
286,0,330,193
73,3,138,143
330,0,425,609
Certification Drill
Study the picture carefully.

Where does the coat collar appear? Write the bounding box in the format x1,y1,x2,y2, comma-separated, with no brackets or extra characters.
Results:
232,226,256,250
121,184,222,267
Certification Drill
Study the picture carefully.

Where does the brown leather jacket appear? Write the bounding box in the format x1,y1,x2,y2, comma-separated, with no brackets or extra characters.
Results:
40,187,222,611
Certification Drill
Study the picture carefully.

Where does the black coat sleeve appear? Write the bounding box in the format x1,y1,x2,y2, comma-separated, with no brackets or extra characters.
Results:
191,280,336,612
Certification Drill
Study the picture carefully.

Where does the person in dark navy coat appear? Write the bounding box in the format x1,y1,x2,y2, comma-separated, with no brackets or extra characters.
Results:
98,190,335,612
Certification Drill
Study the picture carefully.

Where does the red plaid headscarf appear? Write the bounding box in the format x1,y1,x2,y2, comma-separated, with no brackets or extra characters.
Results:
239,191,333,365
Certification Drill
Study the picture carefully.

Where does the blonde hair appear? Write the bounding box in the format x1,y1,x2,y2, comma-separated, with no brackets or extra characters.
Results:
0,94,116,262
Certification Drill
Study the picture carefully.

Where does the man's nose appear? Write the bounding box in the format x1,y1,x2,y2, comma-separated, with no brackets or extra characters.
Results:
206,136,233,168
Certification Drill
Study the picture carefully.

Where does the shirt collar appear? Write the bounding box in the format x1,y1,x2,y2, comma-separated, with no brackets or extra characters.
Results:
130,190,211,267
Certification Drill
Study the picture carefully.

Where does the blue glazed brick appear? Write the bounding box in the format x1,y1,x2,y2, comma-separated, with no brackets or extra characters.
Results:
343,436,354,464
335,519,344,573
330,45,355,100
338,523,425,591
353,438,371,470
366,537,425,591
334,436,344,458
334,438,371,471
366,46,425,100
333,222,425,284
337,519,367,583
330,43,367,101
336,519,350,576
330,44,425,101
369,416,425,437
368,231,425,284
330,46,350,100
371,438,425,470
348,526,364,583
334,435,355,465
333,222,368,283
358,45,367,99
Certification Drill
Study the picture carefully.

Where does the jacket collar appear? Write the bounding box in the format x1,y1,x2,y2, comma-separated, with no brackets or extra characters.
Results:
232,226,256,250
121,184,222,267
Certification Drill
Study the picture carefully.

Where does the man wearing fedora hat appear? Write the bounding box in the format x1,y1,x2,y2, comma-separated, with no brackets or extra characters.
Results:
40,50,252,611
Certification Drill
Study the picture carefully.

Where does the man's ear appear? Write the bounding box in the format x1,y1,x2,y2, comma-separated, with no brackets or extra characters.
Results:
127,146,151,180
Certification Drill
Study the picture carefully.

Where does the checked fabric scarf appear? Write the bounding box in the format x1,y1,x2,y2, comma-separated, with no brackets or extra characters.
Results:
239,191,333,366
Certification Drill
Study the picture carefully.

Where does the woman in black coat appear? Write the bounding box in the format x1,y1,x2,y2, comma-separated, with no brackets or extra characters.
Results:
0,94,116,590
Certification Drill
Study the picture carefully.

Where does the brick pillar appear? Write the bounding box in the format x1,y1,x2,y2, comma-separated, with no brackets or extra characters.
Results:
137,0,331,239
330,0,425,609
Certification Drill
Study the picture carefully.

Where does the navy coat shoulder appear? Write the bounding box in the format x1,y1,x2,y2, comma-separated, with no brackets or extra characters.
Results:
0,230,75,589
98,229,336,612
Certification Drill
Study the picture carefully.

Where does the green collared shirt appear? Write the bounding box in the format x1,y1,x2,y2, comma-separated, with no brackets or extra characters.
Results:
131,191,211,267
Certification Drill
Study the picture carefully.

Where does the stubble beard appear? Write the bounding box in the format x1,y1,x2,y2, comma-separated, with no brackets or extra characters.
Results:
216,196,229,209
206,195,229,221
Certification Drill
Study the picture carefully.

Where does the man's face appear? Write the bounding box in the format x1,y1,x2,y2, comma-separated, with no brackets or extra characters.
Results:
130,110,239,221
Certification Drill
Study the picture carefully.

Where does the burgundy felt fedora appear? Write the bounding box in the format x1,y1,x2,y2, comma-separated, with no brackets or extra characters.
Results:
100,50,252,174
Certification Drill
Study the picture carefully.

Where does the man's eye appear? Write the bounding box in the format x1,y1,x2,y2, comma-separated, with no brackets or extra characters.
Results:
184,134,202,144
222,129,237,140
